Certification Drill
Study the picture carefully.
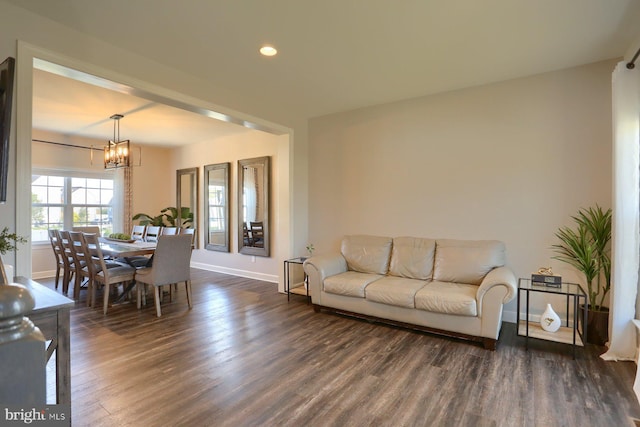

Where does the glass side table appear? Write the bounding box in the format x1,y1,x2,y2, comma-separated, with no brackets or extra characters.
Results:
284,257,310,304
517,278,587,359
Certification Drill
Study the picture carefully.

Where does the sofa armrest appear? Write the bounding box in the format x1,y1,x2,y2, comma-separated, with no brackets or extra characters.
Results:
303,254,348,302
476,266,517,311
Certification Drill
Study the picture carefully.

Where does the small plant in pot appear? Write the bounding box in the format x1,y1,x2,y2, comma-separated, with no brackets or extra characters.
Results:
0,226,27,284
551,205,611,346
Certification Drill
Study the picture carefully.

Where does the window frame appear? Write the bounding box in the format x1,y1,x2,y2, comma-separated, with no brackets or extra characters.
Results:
31,169,115,243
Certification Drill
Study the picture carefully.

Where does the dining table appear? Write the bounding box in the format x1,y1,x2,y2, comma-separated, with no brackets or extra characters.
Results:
98,238,157,258
97,238,157,302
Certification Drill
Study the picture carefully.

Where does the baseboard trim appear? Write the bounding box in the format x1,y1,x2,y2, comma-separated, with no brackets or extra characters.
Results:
32,269,56,280
190,262,278,283
503,309,517,324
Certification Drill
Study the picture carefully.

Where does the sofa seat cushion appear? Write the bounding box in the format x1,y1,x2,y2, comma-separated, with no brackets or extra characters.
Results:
414,281,478,316
324,271,383,298
389,237,436,280
364,276,428,308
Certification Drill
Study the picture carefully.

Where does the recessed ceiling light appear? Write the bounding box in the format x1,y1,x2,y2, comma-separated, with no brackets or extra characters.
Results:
260,45,278,57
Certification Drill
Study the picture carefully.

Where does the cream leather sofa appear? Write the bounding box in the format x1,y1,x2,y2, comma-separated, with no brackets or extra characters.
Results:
303,235,517,349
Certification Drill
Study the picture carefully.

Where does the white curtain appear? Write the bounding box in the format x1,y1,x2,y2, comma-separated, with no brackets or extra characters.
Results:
112,167,133,234
601,61,640,361
244,167,257,223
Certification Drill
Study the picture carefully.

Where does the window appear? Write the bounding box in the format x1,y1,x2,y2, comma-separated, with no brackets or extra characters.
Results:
32,173,114,242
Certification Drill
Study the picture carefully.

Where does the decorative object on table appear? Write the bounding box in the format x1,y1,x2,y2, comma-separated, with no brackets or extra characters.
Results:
551,204,612,345
133,207,193,228
531,267,562,288
0,226,27,285
104,233,135,243
299,243,315,262
306,243,315,257
540,303,561,332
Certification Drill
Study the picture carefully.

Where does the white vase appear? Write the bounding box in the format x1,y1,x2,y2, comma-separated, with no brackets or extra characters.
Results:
540,303,561,332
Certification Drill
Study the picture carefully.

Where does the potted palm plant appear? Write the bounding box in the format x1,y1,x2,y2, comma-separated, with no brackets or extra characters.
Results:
551,205,611,345
133,207,193,228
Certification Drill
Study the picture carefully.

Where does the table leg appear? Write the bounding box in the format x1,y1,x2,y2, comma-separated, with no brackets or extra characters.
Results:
56,308,71,411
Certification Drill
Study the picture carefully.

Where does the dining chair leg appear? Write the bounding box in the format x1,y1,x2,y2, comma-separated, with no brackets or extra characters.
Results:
154,286,162,317
86,280,92,307
62,270,71,295
74,274,82,300
185,280,192,309
136,282,147,309
103,283,110,315
54,267,61,290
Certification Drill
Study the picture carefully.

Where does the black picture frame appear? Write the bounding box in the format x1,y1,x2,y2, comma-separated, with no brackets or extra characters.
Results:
0,57,15,203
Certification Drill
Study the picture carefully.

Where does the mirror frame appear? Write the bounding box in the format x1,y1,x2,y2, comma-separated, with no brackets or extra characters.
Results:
238,156,270,257
204,162,230,252
176,167,199,248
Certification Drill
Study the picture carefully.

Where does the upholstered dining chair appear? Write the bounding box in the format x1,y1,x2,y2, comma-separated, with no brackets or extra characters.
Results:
179,227,196,247
83,233,137,314
48,229,65,290
161,226,178,236
131,225,146,241
144,226,161,242
135,233,193,317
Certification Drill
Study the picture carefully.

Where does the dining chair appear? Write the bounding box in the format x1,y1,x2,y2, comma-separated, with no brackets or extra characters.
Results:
84,232,137,314
249,221,265,248
144,226,162,242
161,226,178,236
135,234,193,317
57,230,78,296
68,231,91,300
243,223,251,246
48,229,66,290
131,225,146,241
179,227,196,247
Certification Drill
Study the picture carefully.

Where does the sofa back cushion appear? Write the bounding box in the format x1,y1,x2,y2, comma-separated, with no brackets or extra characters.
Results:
433,239,505,285
341,235,393,275
389,237,436,280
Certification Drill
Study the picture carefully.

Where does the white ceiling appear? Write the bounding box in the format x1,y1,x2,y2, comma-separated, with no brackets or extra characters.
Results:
7,0,640,145
32,68,251,147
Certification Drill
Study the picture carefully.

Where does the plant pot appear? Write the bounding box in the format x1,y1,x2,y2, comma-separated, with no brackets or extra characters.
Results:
578,304,609,346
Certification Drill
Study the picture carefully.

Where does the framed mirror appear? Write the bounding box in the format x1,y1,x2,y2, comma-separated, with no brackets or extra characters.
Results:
176,167,198,247
204,162,230,252
238,156,270,257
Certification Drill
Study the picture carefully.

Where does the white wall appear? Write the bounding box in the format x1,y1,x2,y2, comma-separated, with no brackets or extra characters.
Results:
30,130,174,278
308,59,615,320
172,128,289,284
0,1,307,279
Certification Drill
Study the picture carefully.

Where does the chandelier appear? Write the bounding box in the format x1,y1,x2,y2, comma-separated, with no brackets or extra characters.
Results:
104,114,130,169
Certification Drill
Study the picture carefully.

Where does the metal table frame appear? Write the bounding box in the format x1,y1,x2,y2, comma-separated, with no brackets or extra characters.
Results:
517,278,587,359
284,257,310,303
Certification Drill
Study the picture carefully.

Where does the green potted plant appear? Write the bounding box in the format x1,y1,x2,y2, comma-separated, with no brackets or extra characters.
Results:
0,226,27,284
551,205,611,345
133,207,193,228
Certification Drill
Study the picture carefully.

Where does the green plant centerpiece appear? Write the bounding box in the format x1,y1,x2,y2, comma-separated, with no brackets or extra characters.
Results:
0,227,27,285
132,207,193,228
551,204,611,345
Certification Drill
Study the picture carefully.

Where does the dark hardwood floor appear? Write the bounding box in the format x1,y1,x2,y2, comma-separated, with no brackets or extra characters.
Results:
38,269,640,426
